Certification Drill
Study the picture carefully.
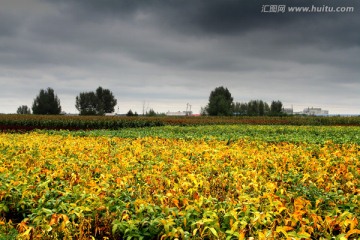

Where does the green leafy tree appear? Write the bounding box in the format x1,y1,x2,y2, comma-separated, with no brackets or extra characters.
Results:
126,109,138,116
270,100,284,116
75,87,117,115
248,100,270,116
95,87,117,115
17,105,31,114
146,109,157,116
126,109,134,116
32,88,61,114
259,100,265,116
206,86,234,116
75,92,98,115
263,101,270,115
247,100,259,116
233,100,270,116
233,102,248,116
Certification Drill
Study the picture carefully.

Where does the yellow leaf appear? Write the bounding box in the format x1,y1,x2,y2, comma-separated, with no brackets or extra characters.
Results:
276,226,293,237
193,192,199,200
49,214,58,226
277,207,287,214
258,231,266,240
172,199,180,208
346,229,360,238
96,206,107,211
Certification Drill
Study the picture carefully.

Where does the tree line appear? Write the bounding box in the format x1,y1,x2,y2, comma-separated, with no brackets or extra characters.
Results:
17,87,117,116
17,86,285,116
202,86,285,116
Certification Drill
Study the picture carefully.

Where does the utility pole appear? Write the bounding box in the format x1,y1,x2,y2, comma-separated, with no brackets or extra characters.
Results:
185,103,192,116
142,100,148,116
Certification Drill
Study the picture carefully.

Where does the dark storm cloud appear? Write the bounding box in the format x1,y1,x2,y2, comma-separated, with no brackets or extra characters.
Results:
7,0,360,73
0,12,20,37
36,0,359,71
159,0,360,49
38,0,360,76
44,0,360,41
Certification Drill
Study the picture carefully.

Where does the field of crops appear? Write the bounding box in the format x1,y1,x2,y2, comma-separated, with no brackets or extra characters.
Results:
1,125,360,239
1,115,360,132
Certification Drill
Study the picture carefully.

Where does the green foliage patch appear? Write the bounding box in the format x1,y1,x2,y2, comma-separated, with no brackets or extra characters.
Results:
50,125,360,144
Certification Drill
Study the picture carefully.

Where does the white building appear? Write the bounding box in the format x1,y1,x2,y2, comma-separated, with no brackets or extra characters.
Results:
283,108,294,115
302,107,329,116
166,111,192,116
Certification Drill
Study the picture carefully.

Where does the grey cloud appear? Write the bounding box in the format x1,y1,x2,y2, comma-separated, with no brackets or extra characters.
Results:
0,0,359,114
0,12,21,37
36,0,360,71
43,0,360,38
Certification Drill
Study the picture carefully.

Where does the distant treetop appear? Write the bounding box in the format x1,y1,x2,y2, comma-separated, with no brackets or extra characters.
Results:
75,86,117,115
32,87,62,115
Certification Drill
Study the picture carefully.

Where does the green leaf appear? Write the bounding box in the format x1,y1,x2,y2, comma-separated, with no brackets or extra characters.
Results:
42,208,53,215
112,223,119,235
0,203,9,212
207,227,219,238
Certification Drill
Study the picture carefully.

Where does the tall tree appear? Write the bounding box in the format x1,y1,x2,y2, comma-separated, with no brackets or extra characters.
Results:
17,105,31,114
264,102,270,115
270,100,283,116
259,100,265,116
232,102,243,116
32,88,61,114
247,100,259,116
95,87,117,115
75,87,117,115
206,86,234,116
126,109,138,116
146,109,157,116
75,92,98,115
233,100,271,116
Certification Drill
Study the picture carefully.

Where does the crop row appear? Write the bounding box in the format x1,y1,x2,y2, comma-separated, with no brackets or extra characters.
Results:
50,125,360,144
1,132,359,239
1,115,360,132
0,115,164,132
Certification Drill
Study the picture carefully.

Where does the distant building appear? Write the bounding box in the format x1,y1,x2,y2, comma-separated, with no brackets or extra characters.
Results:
283,108,294,115
302,107,329,116
166,111,192,116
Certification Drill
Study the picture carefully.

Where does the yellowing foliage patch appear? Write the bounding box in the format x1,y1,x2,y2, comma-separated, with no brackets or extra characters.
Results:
0,132,359,239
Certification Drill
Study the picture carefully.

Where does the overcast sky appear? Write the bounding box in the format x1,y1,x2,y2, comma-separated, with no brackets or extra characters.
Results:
1,0,359,114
